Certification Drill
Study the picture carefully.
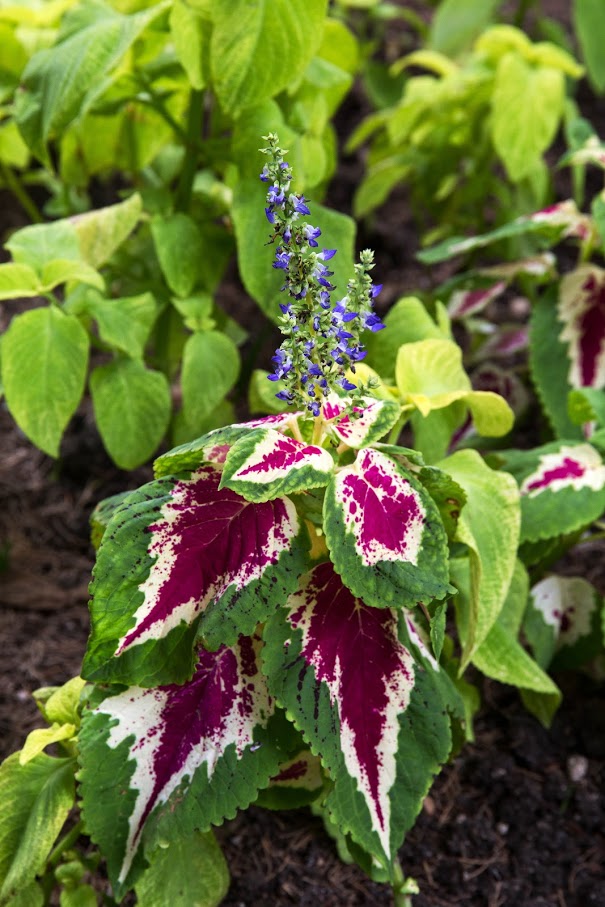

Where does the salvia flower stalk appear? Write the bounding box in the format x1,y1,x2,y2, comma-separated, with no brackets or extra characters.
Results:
261,133,384,416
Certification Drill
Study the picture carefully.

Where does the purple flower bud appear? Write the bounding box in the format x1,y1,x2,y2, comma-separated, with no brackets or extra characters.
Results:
319,291,331,310
371,283,383,298
338,377,357,391
309,401,320,416
268,185,285,205
260,166,270,183
265,207,275,224
276,389,294,402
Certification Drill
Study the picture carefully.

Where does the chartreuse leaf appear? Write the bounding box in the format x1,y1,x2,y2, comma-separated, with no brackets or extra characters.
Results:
33,676,86,727
5,883,43,907
221,428,334,503
574,0,605,92
14,2,166,165
0,264,41,300
366,297,451,380
569,387,605,428
69,289,159,359
82,465,309,685
90,359,170,469
0,754,75,903
79,637,282,896
181,331,240,426
6,220,80,271
153,413,301,477
524,574,604,671
395,339,513,436
321,396,401,448
232,176,355,320
39,259,103,292
2,307,89,457
451,558,561,725
439,449,520,668
530,287,582,439
169,0,211,90
498,440,605,543
490,52,566,181
135,830,228,907
151,214,203,298
59,885,96,907
428,0,499,56
210,0,327,116
264,564,452,873
19,725,76,765
323,447,450,609
71,193,142,268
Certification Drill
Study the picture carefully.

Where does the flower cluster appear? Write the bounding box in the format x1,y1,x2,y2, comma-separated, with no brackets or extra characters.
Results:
260,133,384,417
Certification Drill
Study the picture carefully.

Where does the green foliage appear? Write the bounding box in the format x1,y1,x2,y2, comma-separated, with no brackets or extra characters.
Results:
350,22,583,240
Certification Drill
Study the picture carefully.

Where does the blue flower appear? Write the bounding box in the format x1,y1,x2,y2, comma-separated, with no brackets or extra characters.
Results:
292,195,311,215
338,377,357,391
268,185,285,205
364,312,384,332
260,165,271,183
319,249,337,261
265,207,275,224
273,249,291,270
303,224,321,247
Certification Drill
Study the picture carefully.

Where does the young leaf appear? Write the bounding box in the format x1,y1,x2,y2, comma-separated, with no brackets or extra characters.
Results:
263,563,452,871
0,755,75,903
2,307,89,457
153,413,302,477
321,396,401,448
255,751,324,810
366,296,451,379
19,724,76,765
181,331,240,426
210,0,327,116
77,291,159,360
70,193,142,268
6,220,80,271
90,359,171,470
323,447,450,608
439,449,520,666
135,830,229,907
500,441,605,543
83,465,309,685
428,0,499,57
220,428,334,502
0,263,41,300
79,637,281,895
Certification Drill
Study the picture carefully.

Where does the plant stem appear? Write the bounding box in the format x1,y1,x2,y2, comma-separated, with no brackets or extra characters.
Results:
514,0,534,28
47,820,84,867
0,161,43,223
175,88,205,213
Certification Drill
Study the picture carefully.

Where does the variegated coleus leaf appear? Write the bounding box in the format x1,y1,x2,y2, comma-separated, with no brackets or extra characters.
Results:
447,281,507,319
83,466,309,685
500,441,605,543
79,636,282,896
263,563,452,872
523,575,603,671
323,447,450,608
153,413,303,478
558,265,605,390
219,428,334,502
255,750,324,810
321,395,401,448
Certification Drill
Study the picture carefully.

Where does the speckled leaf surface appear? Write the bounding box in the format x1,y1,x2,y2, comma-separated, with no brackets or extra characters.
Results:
321,396,401,448
83,466,308,685
220,428,334,502
558,265,605,389
79,636,281,896
323,447,450,608
263,564,452,871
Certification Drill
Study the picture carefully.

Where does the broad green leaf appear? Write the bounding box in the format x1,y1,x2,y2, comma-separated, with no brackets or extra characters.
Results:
452,558,561,723
491,53,564,181
573,0,605,92
39,259,104,292
2,307,89,457
439,449,520,667
5,882,43,907
135,831,229,907
151,214,203,298
210,0,327,115
232,177,355,320
366,297,451,379
14,2,166,165
181,331,240,426
0,754,75,903
59,885,97,907
75,290,159,359
0,263,41,300
0,121,29,168
568,387,605,427
6,220,80,271
90,359,170,469
71,193,142,268
429,0,499,57
529,287,582,439
170,0,210,90
19,724,76,765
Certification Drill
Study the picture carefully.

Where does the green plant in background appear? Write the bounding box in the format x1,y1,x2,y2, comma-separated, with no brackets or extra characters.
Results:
0,0,360,468
349,21,583,242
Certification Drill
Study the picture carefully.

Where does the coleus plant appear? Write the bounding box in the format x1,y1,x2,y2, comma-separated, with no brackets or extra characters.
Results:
1,136,537,906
